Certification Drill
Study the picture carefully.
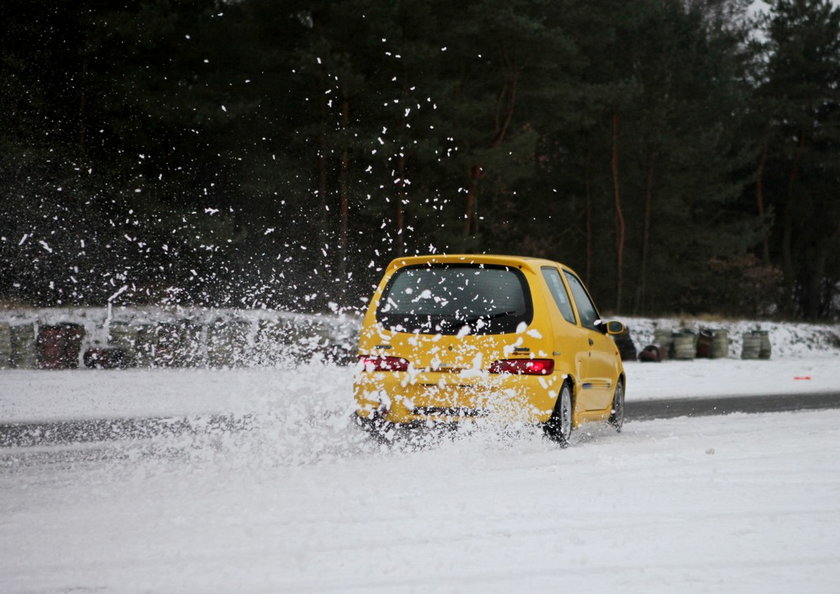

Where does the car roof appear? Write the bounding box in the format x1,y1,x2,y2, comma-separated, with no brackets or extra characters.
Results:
385,254,570,275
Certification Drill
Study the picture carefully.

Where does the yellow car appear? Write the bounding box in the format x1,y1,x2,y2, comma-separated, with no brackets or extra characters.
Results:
353,254,626,445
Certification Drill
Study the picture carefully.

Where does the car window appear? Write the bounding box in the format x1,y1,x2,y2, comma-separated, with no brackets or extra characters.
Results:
376,264,532,335
563,271,600,330
541,267,576,324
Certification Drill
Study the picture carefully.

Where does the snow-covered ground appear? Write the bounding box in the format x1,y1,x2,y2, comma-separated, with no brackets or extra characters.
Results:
2,407,839,592
0,357,837,423
1,317,839,592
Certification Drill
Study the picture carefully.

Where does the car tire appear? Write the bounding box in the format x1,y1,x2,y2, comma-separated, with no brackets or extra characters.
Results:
543,382,573,446
608,378,625,432
354,414,394,444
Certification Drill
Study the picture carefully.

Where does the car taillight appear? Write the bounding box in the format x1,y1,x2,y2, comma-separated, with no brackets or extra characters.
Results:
358,355,410,372
488,358,554,375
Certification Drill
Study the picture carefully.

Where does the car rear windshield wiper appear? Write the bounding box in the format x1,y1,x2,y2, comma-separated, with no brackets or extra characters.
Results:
457,310,519,326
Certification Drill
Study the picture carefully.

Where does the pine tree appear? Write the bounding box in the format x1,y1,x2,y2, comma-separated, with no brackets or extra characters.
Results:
754,0,840,318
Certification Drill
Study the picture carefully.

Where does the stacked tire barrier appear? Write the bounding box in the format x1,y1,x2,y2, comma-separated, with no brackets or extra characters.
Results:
154,320,203,367
710,329,729,359
10,324,37,368
741,330,771,360
133,324,157,367
36,323,85,369
611,325,638,361
652,329,674,359
103,320,208,368
0,308,358,369
641,326,759,362
107,322,139,367
2,309,783,369
696,328,729,359
255,318,332,366
256,319,295,366
638,344,667,362
696,329,713,358
741,332,760,359
83,347,130,369
0,322,11,369
206,319,251,368
760,331,772,359
672,330,698,360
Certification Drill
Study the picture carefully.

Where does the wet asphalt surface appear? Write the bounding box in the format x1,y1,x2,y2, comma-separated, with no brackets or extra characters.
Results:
1,391,839,448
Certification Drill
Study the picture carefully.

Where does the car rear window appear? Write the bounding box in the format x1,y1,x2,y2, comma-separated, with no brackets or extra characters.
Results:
376,264,532,335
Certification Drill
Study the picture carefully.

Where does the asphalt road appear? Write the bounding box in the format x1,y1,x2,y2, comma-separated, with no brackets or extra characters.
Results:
1,391,839,448
627,391,840,420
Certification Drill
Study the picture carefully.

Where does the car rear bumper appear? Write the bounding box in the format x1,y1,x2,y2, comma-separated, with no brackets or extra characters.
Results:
353,371,562,424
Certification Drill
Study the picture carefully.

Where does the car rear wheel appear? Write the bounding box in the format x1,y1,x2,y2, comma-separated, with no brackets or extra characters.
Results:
543,382,573,446
608,378,625,432
354,414,395,444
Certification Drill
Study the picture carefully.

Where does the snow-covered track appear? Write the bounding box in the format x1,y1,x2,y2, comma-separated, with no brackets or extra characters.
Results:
3,390,840,448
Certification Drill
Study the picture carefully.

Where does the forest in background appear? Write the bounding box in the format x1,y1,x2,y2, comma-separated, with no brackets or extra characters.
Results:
1,0,838,320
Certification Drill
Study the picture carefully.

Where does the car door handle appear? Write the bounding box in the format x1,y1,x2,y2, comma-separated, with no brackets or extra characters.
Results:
588,338,594,346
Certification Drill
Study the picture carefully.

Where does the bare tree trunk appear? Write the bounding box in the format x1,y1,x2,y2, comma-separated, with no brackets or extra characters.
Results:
781,133,804,315
394,78,410,256
395,152,406,255
338,90,350,280
78,59,87,158
584,141,593,285
463,164,482,237
317,80,329,243
755,138,770,265
492,61,519,146
611,111,625,313
637,148,656,314
805,249,827,319
803,221,840,319
313,65,331,260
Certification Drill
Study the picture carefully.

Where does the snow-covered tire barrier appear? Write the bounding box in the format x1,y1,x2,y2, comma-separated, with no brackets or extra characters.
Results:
0,307,360,369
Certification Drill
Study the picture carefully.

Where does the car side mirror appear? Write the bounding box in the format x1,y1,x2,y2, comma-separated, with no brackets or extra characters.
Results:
600,320,626,335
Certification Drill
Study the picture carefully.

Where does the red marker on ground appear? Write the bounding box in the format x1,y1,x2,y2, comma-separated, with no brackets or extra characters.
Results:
793,376,812,380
